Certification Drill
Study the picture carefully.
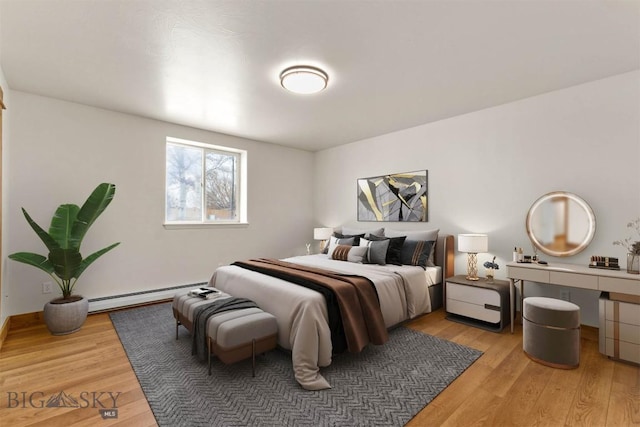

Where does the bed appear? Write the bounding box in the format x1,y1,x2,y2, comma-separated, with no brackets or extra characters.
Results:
208,231,454,390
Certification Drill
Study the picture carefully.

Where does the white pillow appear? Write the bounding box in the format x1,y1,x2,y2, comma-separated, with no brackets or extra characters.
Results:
331,245,368,263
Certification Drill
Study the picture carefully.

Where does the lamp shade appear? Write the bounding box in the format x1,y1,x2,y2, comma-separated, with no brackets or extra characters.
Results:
458,234,488,253
314,227,333,240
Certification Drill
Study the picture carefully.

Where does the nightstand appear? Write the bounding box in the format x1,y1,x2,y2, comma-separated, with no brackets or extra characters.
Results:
445,275,510,332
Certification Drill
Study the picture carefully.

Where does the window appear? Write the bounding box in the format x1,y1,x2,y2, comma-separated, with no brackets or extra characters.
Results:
165,137,247,225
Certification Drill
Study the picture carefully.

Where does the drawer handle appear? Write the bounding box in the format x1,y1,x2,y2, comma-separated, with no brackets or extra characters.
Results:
484,304,500,311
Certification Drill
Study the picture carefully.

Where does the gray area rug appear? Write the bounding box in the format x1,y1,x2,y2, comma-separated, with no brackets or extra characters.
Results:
110,302,482,426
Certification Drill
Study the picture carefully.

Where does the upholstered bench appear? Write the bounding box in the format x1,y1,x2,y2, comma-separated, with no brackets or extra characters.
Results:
172,290,278,376
523,296,580,369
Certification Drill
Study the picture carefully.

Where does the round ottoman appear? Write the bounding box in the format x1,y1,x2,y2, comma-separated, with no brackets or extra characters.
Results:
523,297,580,369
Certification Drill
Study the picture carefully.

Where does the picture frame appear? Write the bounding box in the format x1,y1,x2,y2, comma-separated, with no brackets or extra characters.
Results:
357,170,428,222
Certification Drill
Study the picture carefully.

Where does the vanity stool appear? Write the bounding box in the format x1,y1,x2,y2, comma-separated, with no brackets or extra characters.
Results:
522,297,580,369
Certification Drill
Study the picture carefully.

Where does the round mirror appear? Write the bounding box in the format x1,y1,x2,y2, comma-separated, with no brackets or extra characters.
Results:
526,191,596,257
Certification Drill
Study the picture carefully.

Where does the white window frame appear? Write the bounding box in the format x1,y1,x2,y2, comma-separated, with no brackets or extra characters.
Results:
164,136,248,228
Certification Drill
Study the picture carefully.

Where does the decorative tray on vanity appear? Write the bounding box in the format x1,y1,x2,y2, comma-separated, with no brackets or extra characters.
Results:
588,256,620,270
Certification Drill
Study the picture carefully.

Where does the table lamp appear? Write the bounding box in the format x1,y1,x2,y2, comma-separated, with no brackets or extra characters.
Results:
458,234,488,281
314,227,333,253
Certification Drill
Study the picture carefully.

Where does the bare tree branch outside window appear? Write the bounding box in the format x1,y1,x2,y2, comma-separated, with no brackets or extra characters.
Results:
205,152,236,219
165,140,241,223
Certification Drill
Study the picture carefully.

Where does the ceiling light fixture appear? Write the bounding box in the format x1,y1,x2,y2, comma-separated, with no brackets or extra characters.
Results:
280,66,328,94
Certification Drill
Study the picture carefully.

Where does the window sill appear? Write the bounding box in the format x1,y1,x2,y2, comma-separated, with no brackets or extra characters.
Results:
163,222,250,230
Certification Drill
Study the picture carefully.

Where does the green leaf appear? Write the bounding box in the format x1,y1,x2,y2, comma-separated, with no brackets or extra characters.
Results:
49,204,80,249
8,252,55,275
70,183,117,248
73,242,120,280
49,248,82,281
59,280,73,299
9,183,120,295
21,208,60,252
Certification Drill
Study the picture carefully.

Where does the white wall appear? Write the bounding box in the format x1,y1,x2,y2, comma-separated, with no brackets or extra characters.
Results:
0,63,9,329
4,72,638,326
4,91,314,316
314,71,640,326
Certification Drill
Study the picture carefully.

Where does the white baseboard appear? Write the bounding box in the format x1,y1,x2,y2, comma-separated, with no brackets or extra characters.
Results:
88,283,203,313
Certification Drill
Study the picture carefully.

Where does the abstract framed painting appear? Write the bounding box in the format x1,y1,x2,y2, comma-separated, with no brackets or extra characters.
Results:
357,170,428,222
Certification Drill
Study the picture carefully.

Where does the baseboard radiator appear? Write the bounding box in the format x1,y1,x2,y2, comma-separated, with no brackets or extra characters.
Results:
88,283,207,313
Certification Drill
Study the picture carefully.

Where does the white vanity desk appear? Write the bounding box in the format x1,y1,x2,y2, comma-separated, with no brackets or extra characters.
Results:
506,261,640,363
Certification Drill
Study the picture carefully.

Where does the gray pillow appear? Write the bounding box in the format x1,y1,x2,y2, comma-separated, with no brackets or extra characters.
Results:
341,226,385,238
360,237,390,265
367,234,406,265
327,236,355,257
384,228,439,241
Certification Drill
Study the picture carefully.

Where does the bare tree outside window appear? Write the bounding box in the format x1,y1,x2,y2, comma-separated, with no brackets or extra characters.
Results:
205,152,237,220
165,138,245,224
166,144,202,221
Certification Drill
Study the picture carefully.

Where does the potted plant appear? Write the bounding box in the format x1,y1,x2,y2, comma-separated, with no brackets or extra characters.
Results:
483,257,499,283
9,183,120,334
613,218,640,274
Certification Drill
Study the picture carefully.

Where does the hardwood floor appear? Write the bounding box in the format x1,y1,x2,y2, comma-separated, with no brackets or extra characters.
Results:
0,307,638,426
407,311,640,427
0,313,157,427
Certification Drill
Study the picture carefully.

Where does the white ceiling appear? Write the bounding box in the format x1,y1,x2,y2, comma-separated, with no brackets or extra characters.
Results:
1,0,638,152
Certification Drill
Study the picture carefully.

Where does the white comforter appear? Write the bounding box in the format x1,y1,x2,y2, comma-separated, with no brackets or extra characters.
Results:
208,255,436,390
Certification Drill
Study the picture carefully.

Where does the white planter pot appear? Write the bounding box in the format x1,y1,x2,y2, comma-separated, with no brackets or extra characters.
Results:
43,296,89,335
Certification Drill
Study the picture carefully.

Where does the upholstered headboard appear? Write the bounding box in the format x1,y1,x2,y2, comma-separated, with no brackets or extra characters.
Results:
337,226,454,279
434,234,455,279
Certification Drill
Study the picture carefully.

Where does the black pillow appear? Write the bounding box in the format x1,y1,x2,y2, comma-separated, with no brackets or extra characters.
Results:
333,232,366,246
399,240,434,269
368,235,406,265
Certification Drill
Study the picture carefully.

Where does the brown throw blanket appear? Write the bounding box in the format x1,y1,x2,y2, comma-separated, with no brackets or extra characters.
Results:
232,258,388,353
